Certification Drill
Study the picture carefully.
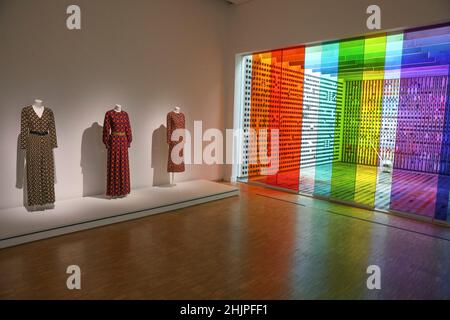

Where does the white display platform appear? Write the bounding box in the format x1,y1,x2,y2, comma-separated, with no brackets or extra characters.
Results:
0,180,239,249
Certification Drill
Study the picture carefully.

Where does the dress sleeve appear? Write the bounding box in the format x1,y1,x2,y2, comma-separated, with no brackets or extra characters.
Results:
126,113,132,147
103,112,111,147
166,113,172,143
49,109,58,149
20,108,28,150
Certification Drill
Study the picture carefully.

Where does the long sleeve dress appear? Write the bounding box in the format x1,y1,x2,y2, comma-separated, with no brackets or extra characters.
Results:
167,111,185,172
20,106,58,206
103,109,132,197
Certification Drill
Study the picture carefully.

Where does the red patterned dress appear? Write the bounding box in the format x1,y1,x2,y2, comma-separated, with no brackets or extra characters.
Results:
103,110,132,197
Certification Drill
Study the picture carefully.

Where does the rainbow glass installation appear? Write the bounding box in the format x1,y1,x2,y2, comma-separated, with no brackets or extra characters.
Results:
237,23,450,222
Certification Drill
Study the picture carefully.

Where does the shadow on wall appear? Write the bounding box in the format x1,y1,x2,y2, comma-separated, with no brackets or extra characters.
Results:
81,122,107,197
152,124,170,186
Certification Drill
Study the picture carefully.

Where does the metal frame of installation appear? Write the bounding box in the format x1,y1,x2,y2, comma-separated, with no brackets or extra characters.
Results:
233,22,450,225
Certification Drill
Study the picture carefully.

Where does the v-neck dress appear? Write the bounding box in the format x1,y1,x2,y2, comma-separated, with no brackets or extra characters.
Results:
167,111,185,172
103,110,132,197
20,105,58,206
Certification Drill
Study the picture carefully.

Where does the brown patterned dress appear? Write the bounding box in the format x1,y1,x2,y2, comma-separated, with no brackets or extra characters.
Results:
20,106,58,206
167,111,185,172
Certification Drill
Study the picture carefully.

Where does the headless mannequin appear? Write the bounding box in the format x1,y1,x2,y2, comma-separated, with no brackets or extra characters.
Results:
32,99,45,118
108,104,127,199
170,107,181,185
28,99,54,211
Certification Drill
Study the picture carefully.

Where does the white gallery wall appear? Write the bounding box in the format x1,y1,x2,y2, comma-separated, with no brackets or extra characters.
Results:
222,0,450,180
0,0,228,209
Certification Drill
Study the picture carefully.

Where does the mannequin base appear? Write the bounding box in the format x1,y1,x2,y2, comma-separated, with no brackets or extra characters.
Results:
107,194,129,199
26,203,55,212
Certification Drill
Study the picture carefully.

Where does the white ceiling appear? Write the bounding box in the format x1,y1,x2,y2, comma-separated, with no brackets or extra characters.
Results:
226,0,254,5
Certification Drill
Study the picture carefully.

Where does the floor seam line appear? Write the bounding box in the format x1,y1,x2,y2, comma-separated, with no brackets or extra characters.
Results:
255,193,450,242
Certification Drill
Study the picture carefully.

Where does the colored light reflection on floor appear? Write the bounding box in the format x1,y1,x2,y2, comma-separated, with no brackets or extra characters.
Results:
239,22,450,221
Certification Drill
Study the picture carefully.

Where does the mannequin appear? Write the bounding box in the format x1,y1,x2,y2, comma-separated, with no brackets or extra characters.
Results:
21,98,58,211
171,107,180,184
29,98,48,211
103,104,132,198
167,106,185,185
32,99,45,118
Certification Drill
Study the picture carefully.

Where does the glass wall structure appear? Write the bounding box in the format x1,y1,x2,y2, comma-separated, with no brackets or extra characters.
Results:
236,23,450,222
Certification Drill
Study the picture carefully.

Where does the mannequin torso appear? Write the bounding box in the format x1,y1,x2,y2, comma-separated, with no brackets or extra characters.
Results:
32,99,44,118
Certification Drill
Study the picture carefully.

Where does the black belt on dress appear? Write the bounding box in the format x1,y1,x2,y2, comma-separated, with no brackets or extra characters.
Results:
30,130,48,136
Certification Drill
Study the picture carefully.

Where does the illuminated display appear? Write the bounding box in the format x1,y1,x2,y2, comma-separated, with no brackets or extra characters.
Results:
238,23,450,221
